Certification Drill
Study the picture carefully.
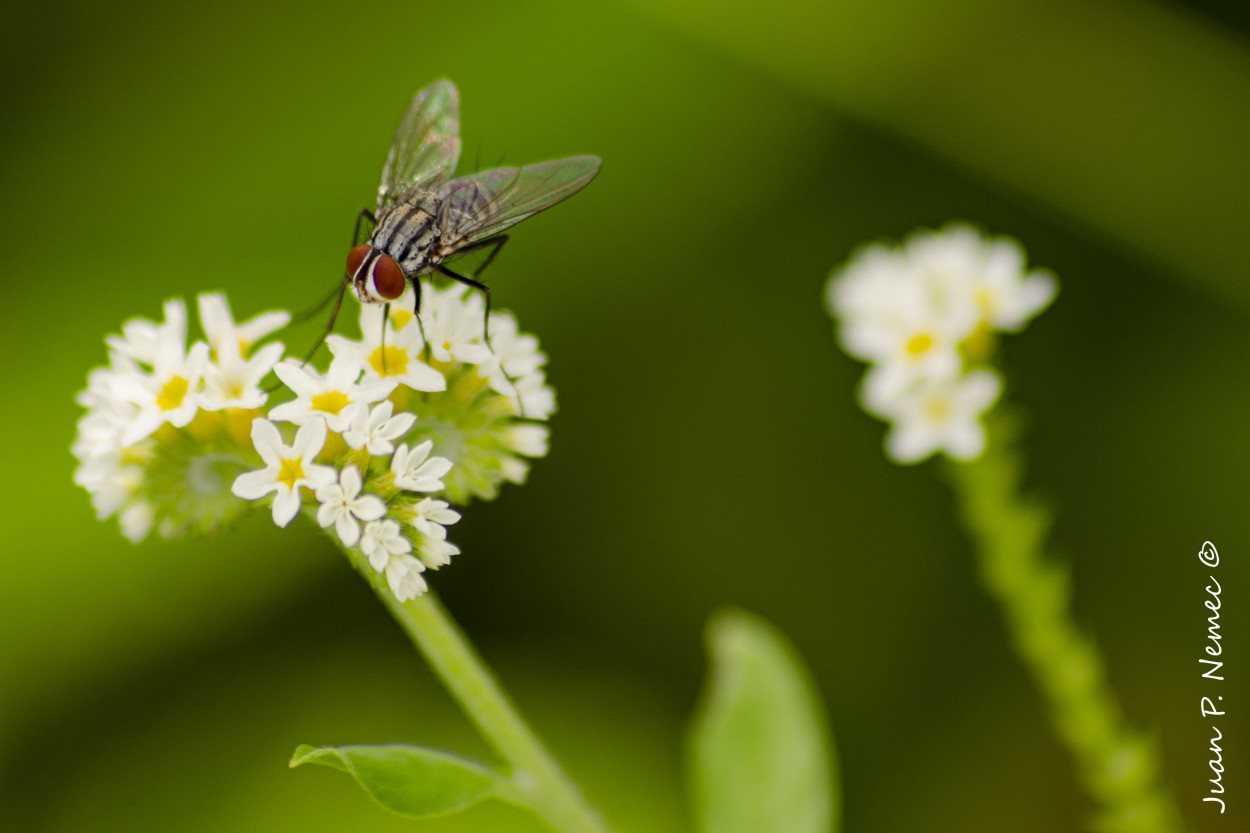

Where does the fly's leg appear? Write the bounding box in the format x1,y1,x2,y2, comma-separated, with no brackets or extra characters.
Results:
298,280,348,368
264,276,345,389
288,208,377,362
462,235,509,281
435,258,525,416
354,208,378,247
292,281,344,324
435,264,494,342
436,235,508,342
410,277,432,364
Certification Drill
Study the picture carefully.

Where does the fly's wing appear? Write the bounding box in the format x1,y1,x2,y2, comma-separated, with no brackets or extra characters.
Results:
435,155,601,246
376,80,462,214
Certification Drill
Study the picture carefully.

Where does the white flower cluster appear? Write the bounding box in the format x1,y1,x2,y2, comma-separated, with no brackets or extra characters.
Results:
826,223,1057,463
230,415,455,602
72,295,288,541
327,283,555,503
74,281,556,601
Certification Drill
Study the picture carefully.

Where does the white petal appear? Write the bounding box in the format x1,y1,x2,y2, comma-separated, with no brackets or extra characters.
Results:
960,371,1002,412
383,411,417,439
401,363,447,392
421,457,454,478
273,362,321,397
233,468,279,500
316,499,339,528
303,463,338,490
267,401,312,425
292,418,328,459
336,513,361,547
248,342,286,377
945,422,986,460
326,355,365,386
272,488,301,527
369,400,394,428
353,494,387,522
339,465,363,499
249,418,285,462
886,424,937,465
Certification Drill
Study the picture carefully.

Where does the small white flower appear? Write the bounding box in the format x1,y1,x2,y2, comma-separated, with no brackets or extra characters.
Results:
119,500,156,544
500,457,530,485
505,424,549,458
482,311,547,390
110,306,211,445
361,518,413,571
342,401,417,456
315,465,387,547
874,369,1002,464
510,371,557,420
201,341,284,411
409,497,460,541
198,293,290,357
231,419,336,526
832,259,974,389
385,554,429,601
418,537,460,570
420,284,493,365
361,520,429,600
197,294,288,411
106,299,185,366
326,290,445,392
904,224,1057,332
269,357,397,432
391,441,453,492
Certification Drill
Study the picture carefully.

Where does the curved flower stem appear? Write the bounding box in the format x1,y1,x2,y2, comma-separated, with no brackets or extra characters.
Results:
944,416,1185,833
371,579,614,833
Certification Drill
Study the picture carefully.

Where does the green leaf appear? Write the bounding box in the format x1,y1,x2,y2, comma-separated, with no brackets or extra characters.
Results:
290,743,502,818
689,609,839,833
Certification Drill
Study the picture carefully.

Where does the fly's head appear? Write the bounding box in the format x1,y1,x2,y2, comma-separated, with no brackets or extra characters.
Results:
347,244,407,304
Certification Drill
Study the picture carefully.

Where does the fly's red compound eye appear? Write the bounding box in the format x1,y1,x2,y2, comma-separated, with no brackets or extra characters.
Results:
346,244,370,277
373,255,406,300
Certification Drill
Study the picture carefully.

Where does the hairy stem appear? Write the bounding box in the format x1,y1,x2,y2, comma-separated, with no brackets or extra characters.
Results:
945,417,1185,833
370,578,614,833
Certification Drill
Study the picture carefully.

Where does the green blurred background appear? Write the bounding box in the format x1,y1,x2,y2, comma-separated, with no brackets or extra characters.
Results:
2,0,1247,830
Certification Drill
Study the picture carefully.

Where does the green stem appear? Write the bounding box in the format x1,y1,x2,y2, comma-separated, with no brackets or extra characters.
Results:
371,578,614,833
945,416,1185,833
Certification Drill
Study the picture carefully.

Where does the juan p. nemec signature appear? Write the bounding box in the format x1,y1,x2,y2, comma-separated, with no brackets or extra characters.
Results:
1198,541,1226,814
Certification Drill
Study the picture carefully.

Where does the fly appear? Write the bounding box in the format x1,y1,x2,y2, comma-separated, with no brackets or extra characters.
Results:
310,79,600,358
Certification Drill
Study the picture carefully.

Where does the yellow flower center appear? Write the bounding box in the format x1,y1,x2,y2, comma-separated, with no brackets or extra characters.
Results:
277,456,305,490
925,396,952,422
389,308,415,331
311,390,350,415
974,288,997,316
369,346,409,377
157,376,190,411
905,332,934,358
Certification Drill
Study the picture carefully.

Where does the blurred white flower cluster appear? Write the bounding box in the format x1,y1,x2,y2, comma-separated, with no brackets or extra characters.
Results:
73,283,555,600
826,224,1056,463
